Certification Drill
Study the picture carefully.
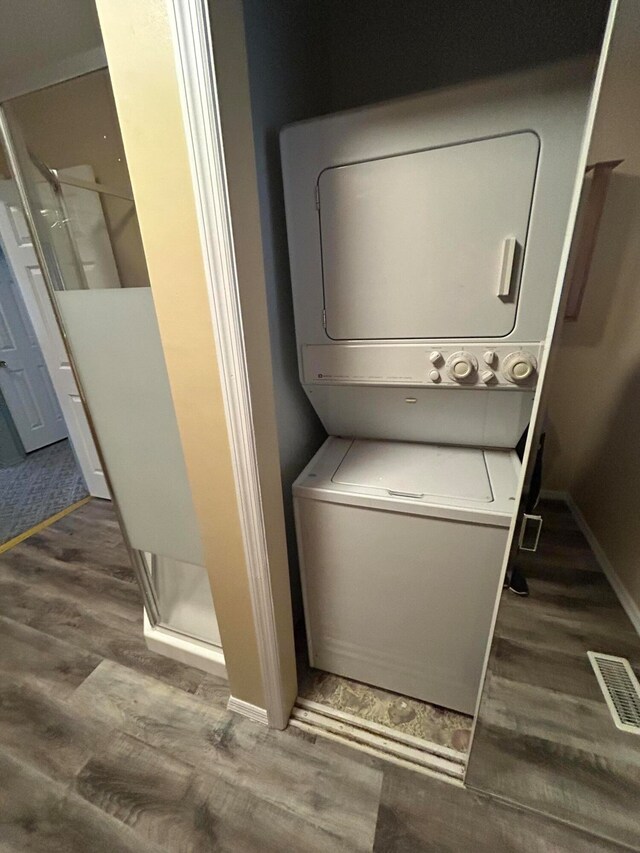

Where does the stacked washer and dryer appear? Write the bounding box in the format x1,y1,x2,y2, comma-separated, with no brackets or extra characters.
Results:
281,61,593,715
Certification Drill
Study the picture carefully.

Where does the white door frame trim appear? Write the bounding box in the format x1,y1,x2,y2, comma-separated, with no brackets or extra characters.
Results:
167,0,288,729
465,0,620,771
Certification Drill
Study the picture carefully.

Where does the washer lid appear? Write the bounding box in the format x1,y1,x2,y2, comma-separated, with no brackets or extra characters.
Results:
332,440,493,502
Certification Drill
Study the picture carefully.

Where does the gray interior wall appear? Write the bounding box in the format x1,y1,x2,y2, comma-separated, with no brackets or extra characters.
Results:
240,0,610,625
0,246,25,468
317,0,609,112
0,391,24,469
242,1,329,623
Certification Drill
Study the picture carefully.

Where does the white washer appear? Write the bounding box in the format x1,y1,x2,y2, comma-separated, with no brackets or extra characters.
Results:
294,437,519,714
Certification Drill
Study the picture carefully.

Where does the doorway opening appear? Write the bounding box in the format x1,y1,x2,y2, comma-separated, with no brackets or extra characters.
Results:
466,13,640,835
0,69,134,548
0,173,98,549
211,0,612,773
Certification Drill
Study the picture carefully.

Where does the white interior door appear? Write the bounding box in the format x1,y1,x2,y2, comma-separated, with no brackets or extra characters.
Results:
0,177,110,497
0,245,66,451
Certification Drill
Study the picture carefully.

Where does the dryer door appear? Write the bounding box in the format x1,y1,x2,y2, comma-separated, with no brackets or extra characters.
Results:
319,132,539,341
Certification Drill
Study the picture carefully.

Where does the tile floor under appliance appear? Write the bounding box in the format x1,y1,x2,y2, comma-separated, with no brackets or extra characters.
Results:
466,498,640,850
0,438,88,544
0,499,634,851
298,665,473,752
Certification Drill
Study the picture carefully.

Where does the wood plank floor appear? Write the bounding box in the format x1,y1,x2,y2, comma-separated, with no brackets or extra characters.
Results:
0,499,633,851
467,499,640,850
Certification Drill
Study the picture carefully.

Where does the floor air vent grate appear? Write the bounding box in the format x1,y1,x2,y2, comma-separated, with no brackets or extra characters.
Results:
588,651,640,734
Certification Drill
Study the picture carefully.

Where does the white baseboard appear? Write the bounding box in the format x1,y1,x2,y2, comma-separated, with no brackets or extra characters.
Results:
561,494,640,637
143,611,227,679
227,695,269,725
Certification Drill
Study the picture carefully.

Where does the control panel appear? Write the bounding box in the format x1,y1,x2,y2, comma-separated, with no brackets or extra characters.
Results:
303,343,542,389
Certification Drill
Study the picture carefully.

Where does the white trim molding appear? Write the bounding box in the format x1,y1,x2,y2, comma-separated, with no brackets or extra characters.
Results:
227,696,269,726
167,0,288,728
292,698,465,781
562,493,640,637
143,612,227,679
289,715,463,786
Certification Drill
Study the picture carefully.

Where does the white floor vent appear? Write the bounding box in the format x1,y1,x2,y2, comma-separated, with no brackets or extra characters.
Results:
588,651,640,734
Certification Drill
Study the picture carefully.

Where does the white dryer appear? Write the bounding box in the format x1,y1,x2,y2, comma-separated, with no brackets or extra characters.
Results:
294,438,519,714
281,59,594,446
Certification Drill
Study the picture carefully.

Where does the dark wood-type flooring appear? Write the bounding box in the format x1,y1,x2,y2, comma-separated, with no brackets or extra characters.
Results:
0,499,634,851
467,498,640,850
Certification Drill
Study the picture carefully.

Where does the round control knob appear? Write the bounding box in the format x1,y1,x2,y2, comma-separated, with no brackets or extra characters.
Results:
445,351,478,383
429,350,442,365
429,369,441,383
483,350,497,366
503,351,537,384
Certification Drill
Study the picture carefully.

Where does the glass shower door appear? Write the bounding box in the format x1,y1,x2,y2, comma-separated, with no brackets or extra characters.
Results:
0,91,219,649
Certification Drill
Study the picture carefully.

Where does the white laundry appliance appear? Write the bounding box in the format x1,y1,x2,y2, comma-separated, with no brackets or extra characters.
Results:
294,438,519,713
281,59,594,712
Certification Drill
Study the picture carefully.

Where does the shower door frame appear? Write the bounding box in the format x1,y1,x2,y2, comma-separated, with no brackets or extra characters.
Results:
0,101,162,624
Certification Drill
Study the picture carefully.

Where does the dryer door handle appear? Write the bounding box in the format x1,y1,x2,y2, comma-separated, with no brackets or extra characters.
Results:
498,236,518,299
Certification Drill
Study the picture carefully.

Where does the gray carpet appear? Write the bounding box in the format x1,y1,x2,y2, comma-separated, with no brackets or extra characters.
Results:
0,439,88,544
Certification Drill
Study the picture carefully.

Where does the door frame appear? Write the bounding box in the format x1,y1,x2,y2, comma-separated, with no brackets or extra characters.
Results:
165,0,623,736
167,0,290,730
465,0,620,767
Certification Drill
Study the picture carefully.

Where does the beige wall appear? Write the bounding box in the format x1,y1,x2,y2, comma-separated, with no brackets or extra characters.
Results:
0,70,150,288
0,0,104,102
545,3,640,612
546,171,640,610
95,0,267,708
